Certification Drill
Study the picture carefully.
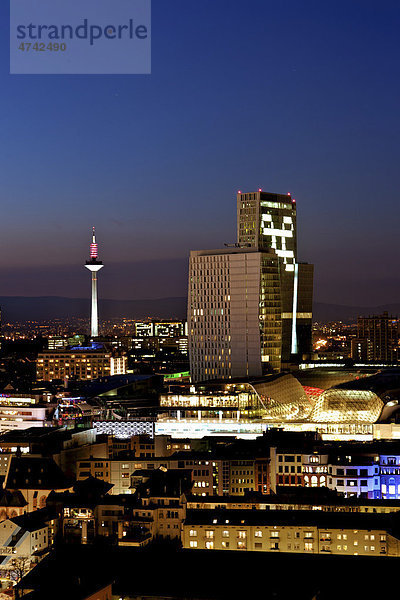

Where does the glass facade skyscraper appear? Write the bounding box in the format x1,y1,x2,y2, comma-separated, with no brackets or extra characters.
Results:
188,247,282,382
237,191,313,362
188,189,314,383
237,191,297,268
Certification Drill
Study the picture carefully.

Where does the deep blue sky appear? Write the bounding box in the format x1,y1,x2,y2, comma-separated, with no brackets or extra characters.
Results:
0,0,399,305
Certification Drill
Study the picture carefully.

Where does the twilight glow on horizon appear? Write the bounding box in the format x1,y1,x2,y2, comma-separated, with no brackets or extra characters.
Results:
0,0,399,304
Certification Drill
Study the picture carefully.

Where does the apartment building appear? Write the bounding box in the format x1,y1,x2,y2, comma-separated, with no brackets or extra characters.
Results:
229,460,256,496
0,509,58,585
57,468,193,545
128,469,192,542
36,345,126,382
77,451,272,498
352,312,398,362
327,459,380,498
78,459,111,482
380,453,400,499
182,509,399,556
269,447,304,491
269,440,400,500
185,491,400,514
302,451,330,488
77,455,218,496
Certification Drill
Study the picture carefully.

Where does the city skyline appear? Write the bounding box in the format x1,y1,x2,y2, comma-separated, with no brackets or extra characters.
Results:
1,3,400,598
0,1,400,305
0,182,397,308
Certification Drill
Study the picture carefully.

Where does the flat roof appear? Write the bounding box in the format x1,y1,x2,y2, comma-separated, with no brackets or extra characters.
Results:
186,492,400,509
190,247,277,257
184,508,400,533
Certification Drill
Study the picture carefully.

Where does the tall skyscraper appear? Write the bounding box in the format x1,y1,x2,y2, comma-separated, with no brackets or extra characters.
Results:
188,189,313,382
237,191,313,361
85,227,103,338
237,190,297,265
188,247,281,382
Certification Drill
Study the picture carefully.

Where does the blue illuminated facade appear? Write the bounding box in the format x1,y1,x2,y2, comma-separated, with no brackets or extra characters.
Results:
69,342,104,351
311,449,400,500
379,455,400,499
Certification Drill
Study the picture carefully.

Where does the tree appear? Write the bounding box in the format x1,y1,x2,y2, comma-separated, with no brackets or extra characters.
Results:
9,556,31,598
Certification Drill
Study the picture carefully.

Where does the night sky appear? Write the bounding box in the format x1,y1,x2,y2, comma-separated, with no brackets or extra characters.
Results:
0,0,399,305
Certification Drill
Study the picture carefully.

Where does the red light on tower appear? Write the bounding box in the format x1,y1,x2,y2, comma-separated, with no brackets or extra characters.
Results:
258,188,262,192
90,226,98,259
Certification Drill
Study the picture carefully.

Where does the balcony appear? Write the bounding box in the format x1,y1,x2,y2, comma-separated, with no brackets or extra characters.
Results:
118,533,152,548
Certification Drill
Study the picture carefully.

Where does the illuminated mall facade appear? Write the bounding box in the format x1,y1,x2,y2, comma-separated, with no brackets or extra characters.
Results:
156,367,400,439
164,189,400,439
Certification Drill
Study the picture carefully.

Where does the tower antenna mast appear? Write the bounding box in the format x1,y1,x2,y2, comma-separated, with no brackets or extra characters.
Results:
85,227,104,338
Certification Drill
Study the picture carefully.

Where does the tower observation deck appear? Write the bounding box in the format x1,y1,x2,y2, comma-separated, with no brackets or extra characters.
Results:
85,227,103,338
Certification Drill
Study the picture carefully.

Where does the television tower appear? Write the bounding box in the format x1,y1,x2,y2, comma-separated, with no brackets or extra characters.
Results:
85,227,103,338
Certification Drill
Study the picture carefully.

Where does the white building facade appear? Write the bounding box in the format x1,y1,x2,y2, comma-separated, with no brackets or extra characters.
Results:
188,247,281,382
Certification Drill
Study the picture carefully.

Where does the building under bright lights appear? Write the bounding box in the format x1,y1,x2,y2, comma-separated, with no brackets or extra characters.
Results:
237,190,314,362
188,190,314,383
36,343,126,382
188,247,282,382
156,367,400,439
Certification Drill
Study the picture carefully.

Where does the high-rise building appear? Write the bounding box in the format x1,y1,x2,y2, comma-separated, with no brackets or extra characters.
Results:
188,247,281,382
237,190,313,361
188,189,313,382
85,227,103,338
351,312,398,362
237,190,297,264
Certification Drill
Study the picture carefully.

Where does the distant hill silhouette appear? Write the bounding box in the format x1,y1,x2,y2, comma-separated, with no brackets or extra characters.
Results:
0,296,398,324
0,296,187,322
313,302,400,323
